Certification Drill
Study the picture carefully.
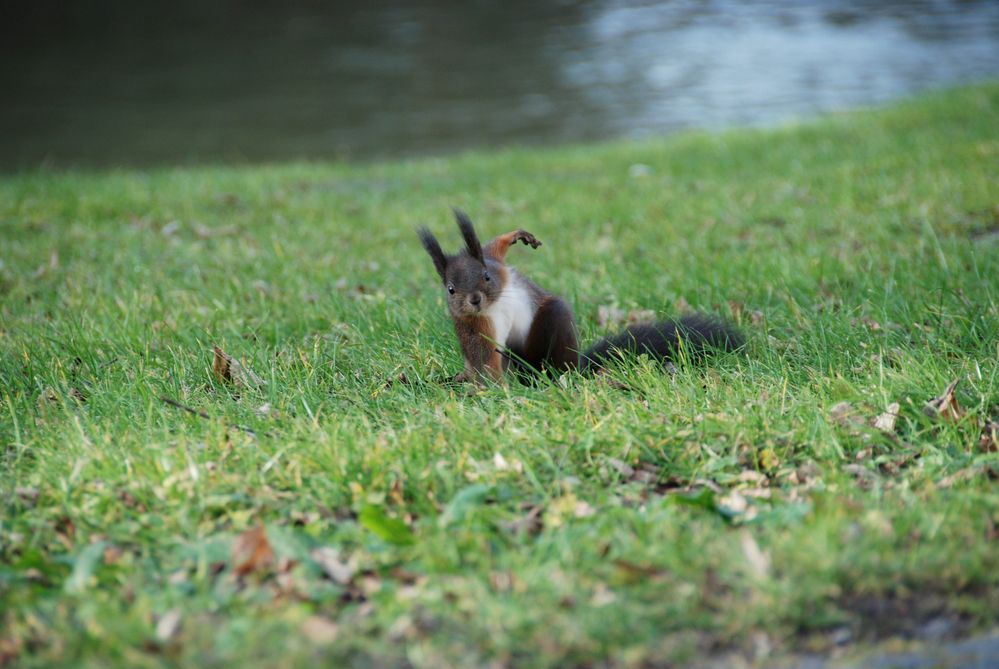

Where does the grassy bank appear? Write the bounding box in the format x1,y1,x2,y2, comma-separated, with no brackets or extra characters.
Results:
2,83,998,668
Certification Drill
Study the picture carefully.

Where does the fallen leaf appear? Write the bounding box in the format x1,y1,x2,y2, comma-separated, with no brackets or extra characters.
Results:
873,402,901,433
231,525,274,576
383,372,410,388
574,500,596,518
493,452,510,470
212,346,265,389
36,387,59,411
590,583,616,606
15,487,39,504
388,477,406,507
54,516,76,549
718,491,749,515
301,616,339,645
938,466,978,488
728,301,744,322
503,504,544,536
0,636,23,666
607,458,635,478
627,308,656,324
597,304,626,329
829,401,863,427
923,379,963,422
629,462,660,485
736,470,768,487
596,304,656,329
103,544,124,565
979,419,999,452
758,448,780,471
311,547,355,585
155,609,182,643
843,464,878,490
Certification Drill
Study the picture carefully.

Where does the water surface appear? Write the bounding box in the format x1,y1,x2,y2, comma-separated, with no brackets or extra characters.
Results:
1,0,997,170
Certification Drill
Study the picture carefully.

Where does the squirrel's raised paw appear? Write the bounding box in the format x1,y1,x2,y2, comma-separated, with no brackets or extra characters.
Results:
516,231,542,249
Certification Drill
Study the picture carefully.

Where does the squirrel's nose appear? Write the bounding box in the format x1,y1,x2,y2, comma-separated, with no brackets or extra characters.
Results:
469,292,482,306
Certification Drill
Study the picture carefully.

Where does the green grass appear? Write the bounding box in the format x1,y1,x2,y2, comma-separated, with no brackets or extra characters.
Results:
2,83,999,668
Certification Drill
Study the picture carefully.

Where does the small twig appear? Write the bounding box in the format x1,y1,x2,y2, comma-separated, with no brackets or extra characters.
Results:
158,396,264,438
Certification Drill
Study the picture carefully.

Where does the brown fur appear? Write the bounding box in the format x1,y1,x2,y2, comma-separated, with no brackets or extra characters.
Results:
485,230,542,262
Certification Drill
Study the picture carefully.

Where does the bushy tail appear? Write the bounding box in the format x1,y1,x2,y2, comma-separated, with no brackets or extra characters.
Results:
579,313,744,373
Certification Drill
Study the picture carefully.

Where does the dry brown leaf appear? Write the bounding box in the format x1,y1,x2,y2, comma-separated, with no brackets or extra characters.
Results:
843,464,878,490
923,379,963,422
388,477,406,507
597,304,626,329
613,559,667,581
54,516,76,549
311,547,355,585
627,308,656,324
728,301,745,322
829,401,863,427
718,491,749,515
231,525,274,576
36,387,59,411
758,447,780,471
873,402,901,433
212,346,265,389
155,608,182,643
301,616,339,645
938,466,978,488
596,304,656,329
979,419,999,453
630,462,661,485
574,500,596,518
0,635,24,666
607,458,635,478
103,545,124,565
504,504,543,536
736,470,768,487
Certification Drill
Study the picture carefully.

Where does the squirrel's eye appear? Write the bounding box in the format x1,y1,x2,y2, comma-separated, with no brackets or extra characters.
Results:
484,272,491,282
447,284,455,294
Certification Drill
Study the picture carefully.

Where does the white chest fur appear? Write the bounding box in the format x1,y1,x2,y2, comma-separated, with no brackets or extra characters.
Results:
484,272,536,349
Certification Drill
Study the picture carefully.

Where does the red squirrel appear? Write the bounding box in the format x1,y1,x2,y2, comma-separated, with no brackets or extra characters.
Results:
419,209,743,382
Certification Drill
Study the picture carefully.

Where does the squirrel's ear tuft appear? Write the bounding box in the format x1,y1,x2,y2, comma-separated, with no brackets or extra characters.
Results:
453,208,483,262
418,227,448,280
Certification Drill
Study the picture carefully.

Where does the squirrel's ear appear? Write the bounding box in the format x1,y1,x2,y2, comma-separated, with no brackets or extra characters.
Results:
453,208,484,262
418,227,448,280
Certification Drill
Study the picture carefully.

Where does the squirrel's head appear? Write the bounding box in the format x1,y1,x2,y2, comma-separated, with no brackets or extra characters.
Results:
419,209,504,318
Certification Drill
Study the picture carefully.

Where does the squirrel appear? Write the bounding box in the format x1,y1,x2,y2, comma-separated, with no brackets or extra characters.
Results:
418,209,744,383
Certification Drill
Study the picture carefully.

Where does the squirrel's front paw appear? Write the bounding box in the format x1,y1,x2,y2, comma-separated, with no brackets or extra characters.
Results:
516,231,542,249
